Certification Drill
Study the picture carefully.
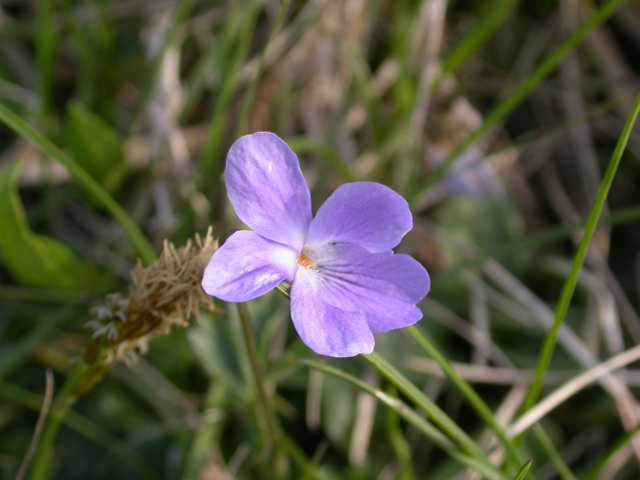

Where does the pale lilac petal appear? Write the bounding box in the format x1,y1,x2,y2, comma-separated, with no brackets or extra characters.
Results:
380,253,431,304
306,182,413,252
201,231,297,302
364,254,429,333
291,267,374,357
225,132,312,250
366,306,423,334
301,243,430,333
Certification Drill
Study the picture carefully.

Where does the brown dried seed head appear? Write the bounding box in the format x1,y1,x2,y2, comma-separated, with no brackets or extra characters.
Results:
87,228,219,367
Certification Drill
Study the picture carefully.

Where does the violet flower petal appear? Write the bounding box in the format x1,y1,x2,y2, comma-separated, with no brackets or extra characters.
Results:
362,254,430,333
290,243,429,356
201,230,297,302
291,267,375,357
306,182,413,253
304,243,429,322
225,132,312,251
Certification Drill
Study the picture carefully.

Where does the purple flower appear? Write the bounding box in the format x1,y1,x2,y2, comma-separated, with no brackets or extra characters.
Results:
201,132,430,357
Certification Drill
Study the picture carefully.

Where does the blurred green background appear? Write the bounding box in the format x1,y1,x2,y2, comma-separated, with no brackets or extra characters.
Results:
1,0,640,478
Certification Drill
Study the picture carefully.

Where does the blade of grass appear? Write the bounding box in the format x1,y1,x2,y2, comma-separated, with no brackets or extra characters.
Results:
235,0,291,137
182,383,227,480
0,379,156,479
287,136,356,182
236,303,278,453
583,426,640,480
431,0,519,93
531,426,576,480
302,359,508,480
128,0,196,133
440,203,640,283
521,93,640,415
407,326,525,469
386,388,416,480
196,0,260,192
0,307,72,380
30,362,92,479
0,101,156,264
514,460,533,480
410,0,629,206
362,352,487,463
36,0,55,115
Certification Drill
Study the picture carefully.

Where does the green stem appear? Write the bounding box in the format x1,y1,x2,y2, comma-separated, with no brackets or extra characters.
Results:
407,326,524,469
236,303,279,453
521,94,640,414
0,102,156,264
302,359,508,480
362,352,487,462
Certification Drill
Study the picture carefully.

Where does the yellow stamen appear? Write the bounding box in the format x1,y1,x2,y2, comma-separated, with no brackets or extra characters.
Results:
297,253,317,268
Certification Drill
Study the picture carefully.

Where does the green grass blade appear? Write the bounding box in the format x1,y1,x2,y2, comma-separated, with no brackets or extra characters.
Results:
407,326,525,468
0,308,70,380
182,383,227,480
521,94,640,414
302,359,508,480
196,1,260,191
36,0,55,115
362,352,487,462
385,394,415,480
410,0,629,205
127,0,196,132
531,426,576,480
287,137,356,181
0,102,156,264
235,0,292,137
513,459,533,480
0,380,156,479
432,0,519,93
583,426,640,480
439,203,640,283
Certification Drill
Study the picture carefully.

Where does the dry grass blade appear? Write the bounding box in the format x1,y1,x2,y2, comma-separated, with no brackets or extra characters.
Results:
15,370,54,480
509,344,640,437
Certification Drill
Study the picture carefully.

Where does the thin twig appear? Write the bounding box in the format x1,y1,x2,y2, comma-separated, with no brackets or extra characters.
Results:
15,370,54,480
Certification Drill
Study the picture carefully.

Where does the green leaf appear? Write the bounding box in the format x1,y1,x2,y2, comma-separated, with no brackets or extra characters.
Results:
0,101,155,264
64,101,128,192
0,163,97,289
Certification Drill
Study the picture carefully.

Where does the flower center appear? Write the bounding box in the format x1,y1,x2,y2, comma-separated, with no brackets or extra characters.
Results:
297,252,317,268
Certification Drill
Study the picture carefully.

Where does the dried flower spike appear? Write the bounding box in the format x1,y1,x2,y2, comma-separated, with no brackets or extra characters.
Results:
87,229,219,367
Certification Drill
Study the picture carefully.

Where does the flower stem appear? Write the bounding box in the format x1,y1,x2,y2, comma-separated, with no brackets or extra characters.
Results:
236,303,279,452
